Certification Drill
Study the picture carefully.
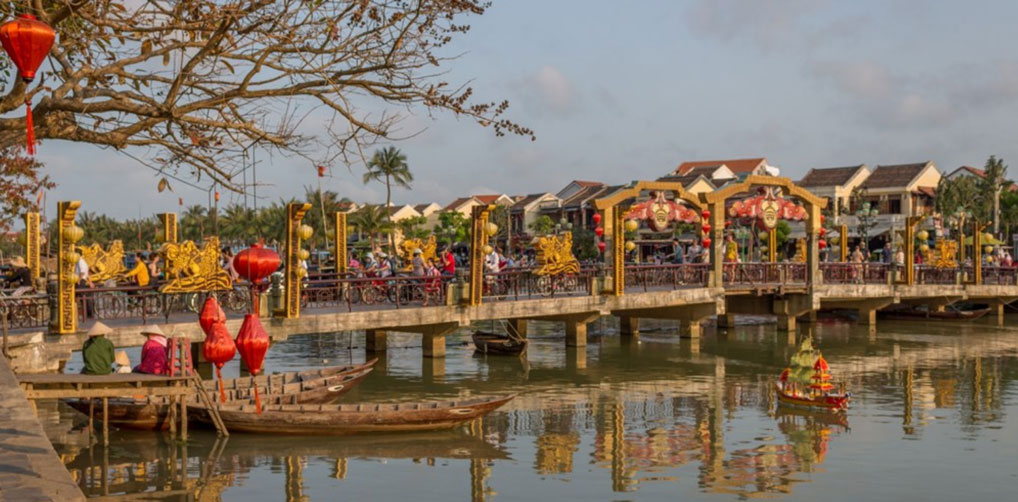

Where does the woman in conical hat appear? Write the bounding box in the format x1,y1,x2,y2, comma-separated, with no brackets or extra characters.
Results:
135,325,170,375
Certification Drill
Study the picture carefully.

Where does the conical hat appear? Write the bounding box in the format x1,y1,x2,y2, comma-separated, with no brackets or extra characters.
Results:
140,325,166,337
87,322,112,336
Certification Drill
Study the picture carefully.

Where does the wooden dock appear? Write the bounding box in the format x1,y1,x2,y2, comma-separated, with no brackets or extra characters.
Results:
0,356,85,502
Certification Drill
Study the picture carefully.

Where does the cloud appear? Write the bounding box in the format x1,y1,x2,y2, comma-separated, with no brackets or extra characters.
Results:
686,0,824,49
517,65,577,116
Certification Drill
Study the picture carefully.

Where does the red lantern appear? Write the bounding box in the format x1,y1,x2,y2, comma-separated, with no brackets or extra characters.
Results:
701,210,710,220
820,215,826,224
597,241,606,253
236,313,270,413
594,226,604,237
701,224,711,234
234,243,281,285
317,165,326,177
819,239,828,249
203,322,236,402
819,227,827,237
214,191,220,202
725,220,732,228
702,237,712,248
592,213,602,225
0,14,55,155
199,296,226,336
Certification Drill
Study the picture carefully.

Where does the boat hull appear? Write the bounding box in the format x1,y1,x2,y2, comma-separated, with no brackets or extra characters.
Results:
472,331,528,355
201,395,515,435
774,383,849,412
878,307,990,321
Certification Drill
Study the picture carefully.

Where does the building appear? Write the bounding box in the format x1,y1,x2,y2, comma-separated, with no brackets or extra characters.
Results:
842,162,941,242
674,157,776,180
509,193,561,237
944,165,1018,192
798,164,870,220
443,194,514,218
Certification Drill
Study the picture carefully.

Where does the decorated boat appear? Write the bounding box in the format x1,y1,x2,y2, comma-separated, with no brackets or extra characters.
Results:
472,331,528,355
64,360,376,430
197,395,516,435
774,339,850,412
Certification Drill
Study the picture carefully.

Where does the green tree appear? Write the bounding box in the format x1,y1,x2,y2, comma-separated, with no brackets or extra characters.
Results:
435,211,470,247
529,215,556,236
363,147,413,252
349,205,391,249
180,205,208,242
397,215,430,241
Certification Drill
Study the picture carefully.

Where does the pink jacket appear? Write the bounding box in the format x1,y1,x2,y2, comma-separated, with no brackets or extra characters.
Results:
135,337,169,375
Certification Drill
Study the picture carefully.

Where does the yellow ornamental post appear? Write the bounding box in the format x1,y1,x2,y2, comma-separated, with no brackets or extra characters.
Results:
334,212,348,276
157,213,178,244
54,201,82,334
467,205,494,306
24,212,40,283
283,203,313,318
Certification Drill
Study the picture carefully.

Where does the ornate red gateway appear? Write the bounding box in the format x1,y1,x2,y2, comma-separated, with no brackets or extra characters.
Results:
727,187,807,229
625,191,698,232
0,14,56,155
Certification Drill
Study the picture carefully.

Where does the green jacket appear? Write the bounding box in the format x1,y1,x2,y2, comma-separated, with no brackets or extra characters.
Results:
82,336,115,375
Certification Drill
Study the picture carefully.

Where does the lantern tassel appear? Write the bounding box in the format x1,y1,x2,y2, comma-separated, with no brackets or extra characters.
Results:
25,98,35,155
254,385,262,415
216,366,226,403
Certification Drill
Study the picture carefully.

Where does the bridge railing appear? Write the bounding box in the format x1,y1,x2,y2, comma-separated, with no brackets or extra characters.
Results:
820,262,890,284
981,266,1018,285
725,262,806,286
75,284,251,323
307,274,451,311
625,264,710,291
915,265,958,285
0,293,50,329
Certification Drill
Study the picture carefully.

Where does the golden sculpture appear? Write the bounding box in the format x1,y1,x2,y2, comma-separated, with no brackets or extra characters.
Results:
792,238,807,263
78,240,127,283
934,239,958,269
535,232,581,276
159,237,232,293
398,235,438,271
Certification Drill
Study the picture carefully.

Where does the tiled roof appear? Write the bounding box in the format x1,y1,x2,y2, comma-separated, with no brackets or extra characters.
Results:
915,186,937,198
510,193,548,211
657,174,717,189
572,180,602,188
676,157,765,175
799,165,866,187
444,196,476,211
860,162,930,189
562,185,610,209
474,194,504,205
413,203,436,214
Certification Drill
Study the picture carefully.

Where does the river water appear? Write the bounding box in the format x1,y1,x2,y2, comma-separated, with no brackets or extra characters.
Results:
45,317,1018,501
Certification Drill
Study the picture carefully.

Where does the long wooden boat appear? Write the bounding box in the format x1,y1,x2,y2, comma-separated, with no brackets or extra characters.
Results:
775,338,850,413
472,331,528,355
878,307,990,321
64,362,376,430
197,395,515,435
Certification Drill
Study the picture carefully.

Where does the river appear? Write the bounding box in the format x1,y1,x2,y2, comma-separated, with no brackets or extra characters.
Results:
44,317,1018,501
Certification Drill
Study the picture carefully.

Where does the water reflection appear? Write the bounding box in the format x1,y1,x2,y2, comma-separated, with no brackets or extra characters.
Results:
45,318,1018,501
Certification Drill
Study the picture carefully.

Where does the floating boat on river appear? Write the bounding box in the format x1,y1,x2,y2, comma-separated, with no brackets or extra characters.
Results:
65,360,376,430
877,306,990,321
472,331,528,355
775,339,850,412
197,395,516,435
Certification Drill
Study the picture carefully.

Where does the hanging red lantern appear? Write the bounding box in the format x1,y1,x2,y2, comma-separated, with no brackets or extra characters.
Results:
203,322,236,402
701,210,710,220
820,214,826,224
725,220,732,228
701,224,711,234
234,243,281,285
317,165,326,177
592,213,602,225
702,237,712,248
594,226,604,237
214,191,220,202
819,227,827,237
236,313,270,413
198,296,226,336
819,239,828,249
0,14,56,155
597,241,606,253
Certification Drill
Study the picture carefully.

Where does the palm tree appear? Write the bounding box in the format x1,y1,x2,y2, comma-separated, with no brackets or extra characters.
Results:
363,147,413,252
180,205,208,241
980,156,1009,235
349,205,391,249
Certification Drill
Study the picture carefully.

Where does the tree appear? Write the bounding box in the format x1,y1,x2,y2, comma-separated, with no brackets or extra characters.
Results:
434,211,469,247
396,215,430,241
0,1,532,192
180,205,209,241
349,205,390,249
978,156,1009,235
363,146,413,252
0,146,53,233
529,215,555,236
935,175,980,239
302,187,349,251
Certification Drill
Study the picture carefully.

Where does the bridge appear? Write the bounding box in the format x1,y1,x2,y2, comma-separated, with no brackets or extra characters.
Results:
3,174,1016,372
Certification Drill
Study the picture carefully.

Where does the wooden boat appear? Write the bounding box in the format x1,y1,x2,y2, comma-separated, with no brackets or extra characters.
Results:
472,331,528,355
64,361,376,430
197,395,516,435
775,338,850,413
878,306,990,321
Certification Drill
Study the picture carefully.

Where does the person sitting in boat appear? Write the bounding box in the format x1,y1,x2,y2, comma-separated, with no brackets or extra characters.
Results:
134,325,170,375
82,322,116,375
114,351,133,374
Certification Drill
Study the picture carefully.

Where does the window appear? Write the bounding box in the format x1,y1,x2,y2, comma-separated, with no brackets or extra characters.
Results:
889,198,902,214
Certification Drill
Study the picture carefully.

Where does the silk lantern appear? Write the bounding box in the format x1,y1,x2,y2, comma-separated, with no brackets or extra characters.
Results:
234,243,280,283
594,226,604,237
592,213,602,225
597,241,606,253
199,295,226,336
702,237,712,248
204,322,236,402
235,313,270,413
0,14,55,155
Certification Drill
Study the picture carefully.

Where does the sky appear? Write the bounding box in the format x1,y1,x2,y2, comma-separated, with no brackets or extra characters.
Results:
26,0,1018,220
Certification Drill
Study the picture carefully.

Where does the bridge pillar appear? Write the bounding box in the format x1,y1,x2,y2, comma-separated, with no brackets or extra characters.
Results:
716,313,737,329
775,315,796,332
423,333,446,358
680,321,702,339
507,319,528,338
566,322,588,347
365,330,387,352
859,308,877,326
619,316,639,337
994,303,1005,326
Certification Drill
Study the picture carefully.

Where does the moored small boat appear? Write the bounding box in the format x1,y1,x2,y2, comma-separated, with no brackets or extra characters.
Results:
64,361,377,430
472,331,528,355
878,306,990,321
198,395,516,435
775,339,850,413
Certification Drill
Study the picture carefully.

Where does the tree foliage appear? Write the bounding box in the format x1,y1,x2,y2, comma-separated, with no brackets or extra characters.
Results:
434,210,468,246
0,146,53,233
0,1,532,191
528,215,555,236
